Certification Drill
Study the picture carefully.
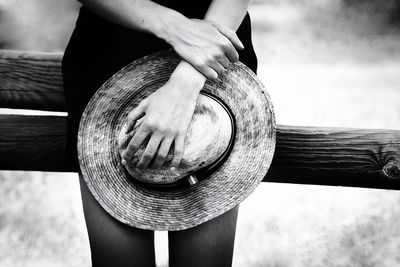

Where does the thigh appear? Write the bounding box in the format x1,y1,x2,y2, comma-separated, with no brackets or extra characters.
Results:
78,172,156,267
168,205,239,267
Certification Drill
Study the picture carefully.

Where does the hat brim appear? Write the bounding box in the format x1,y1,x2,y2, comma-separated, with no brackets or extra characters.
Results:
78,50,276,231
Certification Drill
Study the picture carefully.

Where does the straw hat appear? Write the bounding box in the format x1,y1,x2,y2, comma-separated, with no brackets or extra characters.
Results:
78,50,276,231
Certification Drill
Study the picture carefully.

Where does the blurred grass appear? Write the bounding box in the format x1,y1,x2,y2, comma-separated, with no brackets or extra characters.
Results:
235,183,400,267
1,0,400,267
0,172,89,267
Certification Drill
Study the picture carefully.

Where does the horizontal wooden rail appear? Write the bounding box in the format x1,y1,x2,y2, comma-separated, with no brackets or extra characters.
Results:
1,50,400,190
0,114,68,171
0,50,65,111
268,126,400,189
0,114,399,189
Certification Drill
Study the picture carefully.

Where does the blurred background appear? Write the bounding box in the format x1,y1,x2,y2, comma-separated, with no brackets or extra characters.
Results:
0,0,400,266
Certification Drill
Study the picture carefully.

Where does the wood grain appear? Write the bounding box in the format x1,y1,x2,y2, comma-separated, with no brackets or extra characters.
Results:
0,114,68,171
266,125,400,189
0,50,66,111
1,114,399,189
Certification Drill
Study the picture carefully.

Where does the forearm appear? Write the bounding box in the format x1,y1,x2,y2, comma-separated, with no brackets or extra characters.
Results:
80,0,251,94
79,0,186,38
205,0,250,31
173,0,251,91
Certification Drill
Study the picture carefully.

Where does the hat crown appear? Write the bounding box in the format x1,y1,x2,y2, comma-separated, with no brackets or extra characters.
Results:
117,93,233,186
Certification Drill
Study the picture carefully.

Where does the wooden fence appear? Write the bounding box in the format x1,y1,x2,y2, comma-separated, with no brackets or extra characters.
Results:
1,50,399,190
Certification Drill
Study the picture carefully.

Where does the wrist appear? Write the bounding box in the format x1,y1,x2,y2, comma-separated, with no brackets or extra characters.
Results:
150,9,188,45
173,61,206,87
168,61,206,98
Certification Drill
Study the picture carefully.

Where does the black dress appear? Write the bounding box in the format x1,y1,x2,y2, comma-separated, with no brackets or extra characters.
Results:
61,1,258,171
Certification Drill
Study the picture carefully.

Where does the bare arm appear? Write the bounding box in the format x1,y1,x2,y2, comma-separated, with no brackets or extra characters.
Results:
121,0,252,169
79,0,245,80
79,0,186,37
79,0,249,33
151,0,251,103
205,0,250,30
168,0,252,95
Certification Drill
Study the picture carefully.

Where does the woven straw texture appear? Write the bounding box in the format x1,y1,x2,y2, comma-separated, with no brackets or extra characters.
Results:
78,50,276,231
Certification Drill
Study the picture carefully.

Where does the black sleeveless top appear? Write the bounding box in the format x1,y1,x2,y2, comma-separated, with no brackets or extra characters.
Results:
62,2,258,170
153,0,212,17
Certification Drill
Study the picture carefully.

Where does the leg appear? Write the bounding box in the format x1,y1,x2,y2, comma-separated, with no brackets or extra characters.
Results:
78,172,156,267
168,205,239,267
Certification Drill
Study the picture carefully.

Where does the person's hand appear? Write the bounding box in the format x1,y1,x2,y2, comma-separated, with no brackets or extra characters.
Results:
120,71,202,169
159,18,244,79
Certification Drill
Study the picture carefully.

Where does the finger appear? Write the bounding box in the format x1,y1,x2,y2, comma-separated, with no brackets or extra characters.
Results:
223,40,239,63
218,55,230,69
150,137,174,169
195,60,218,80
137,134,163,169
213,23,244,50
204,68,219,80
170,135,185,167
126,102,146,133
121,126,150,165
209,61,226,76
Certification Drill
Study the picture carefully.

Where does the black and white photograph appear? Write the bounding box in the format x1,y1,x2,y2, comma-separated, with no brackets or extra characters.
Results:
0,0,399,266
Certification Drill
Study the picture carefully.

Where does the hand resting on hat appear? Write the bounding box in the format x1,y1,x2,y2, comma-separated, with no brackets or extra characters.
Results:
120,61,205,169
